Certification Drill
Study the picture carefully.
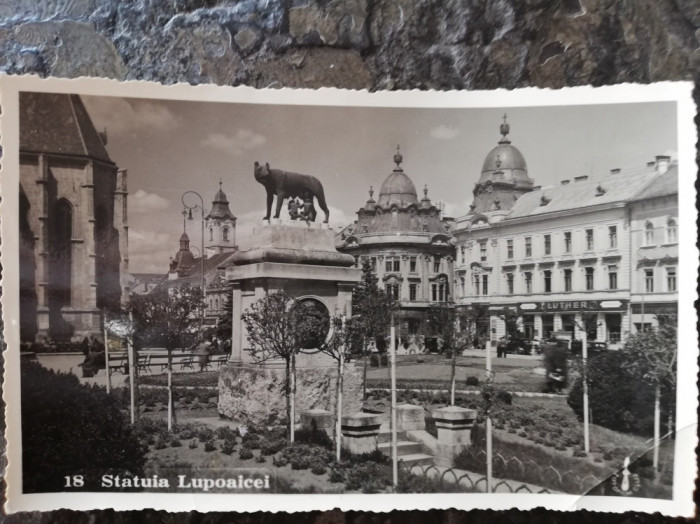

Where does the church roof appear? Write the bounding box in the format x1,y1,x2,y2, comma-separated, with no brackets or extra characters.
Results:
206,181,236,220
20,92,113,164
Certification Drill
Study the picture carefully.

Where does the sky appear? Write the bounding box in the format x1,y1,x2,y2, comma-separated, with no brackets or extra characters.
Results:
81,95,678,274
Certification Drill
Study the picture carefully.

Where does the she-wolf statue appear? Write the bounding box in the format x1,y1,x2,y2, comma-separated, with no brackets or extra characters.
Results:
254,161,330,223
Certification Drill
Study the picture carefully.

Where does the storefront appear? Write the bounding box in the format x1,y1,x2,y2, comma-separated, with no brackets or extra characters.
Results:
518,299,629,347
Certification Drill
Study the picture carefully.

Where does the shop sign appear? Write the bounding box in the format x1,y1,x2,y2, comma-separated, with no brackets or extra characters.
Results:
519,299,628,312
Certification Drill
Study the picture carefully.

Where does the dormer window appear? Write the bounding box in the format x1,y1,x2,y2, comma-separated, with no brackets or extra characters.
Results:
595,184,606,196
539,194,551,206
667,218,677,243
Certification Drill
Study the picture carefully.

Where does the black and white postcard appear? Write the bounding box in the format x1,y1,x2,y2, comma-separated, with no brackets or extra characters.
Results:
0,76,696,515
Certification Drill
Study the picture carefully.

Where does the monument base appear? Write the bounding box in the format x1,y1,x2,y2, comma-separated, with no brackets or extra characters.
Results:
218,361,363,427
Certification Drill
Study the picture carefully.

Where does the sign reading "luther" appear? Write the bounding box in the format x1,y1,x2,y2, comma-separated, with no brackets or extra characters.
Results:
519,300,628,312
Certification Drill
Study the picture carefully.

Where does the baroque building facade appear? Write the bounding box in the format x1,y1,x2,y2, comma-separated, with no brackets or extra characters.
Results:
337,147,455,339
452,118,678,349
19,93,128,342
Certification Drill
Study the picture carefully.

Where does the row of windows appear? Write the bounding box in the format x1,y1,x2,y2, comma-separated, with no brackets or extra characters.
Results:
385,282,448,302
644,219,677,246
361,256,446,274
462,266,676,296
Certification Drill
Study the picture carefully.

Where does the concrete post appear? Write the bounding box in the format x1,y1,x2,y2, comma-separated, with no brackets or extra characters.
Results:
431,406,476,467
341,413,382,455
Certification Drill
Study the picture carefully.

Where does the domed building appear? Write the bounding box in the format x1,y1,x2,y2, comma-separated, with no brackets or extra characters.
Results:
470,115,535,215
337,147,455,342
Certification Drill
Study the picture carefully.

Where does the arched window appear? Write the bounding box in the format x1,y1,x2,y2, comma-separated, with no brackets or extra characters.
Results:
644,221,654,246
215,297,219,310
209,227,214,241
222,227,229,242
667,218,677,243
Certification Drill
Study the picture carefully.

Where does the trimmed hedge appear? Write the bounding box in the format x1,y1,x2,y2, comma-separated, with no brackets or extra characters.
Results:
21,361,146,492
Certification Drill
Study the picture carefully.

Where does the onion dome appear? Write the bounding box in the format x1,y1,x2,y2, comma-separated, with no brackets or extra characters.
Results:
206,179,236,220
376,145,419,208
479,114,529,185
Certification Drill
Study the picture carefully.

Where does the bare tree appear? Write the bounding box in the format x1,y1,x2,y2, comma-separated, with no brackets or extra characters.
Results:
241,291,327,441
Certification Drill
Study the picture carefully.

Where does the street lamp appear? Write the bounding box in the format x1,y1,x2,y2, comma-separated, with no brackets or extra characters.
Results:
182,191,206,340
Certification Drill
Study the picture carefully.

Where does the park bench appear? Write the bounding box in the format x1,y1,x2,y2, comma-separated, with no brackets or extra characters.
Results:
108,351,128,374
136,353,152,374
180,353,195,370
203,353,229,371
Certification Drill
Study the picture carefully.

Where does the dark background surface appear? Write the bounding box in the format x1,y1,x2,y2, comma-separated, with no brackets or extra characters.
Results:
1,0,698,521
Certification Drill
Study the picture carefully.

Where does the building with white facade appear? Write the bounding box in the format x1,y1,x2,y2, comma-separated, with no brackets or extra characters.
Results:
452,118,678,349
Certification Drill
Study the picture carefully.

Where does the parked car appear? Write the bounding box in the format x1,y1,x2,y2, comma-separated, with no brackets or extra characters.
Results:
587,341,608,353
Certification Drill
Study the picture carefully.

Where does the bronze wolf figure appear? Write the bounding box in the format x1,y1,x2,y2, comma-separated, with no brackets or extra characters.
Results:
254,161,329,223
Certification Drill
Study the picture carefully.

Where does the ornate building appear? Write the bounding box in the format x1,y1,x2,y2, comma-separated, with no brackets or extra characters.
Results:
337,147,455,338
19,93,128,342
452,117,678,349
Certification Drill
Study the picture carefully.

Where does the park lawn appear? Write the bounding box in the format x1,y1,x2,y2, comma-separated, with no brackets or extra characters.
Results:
140,371,219,388
366,359,547,393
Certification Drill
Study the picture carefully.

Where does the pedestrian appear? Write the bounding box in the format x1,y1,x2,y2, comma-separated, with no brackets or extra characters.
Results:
195,339,212,372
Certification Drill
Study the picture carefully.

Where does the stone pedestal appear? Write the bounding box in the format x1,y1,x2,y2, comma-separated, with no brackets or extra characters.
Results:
396,403,425,431
224,222,360,366
218,362,363,427
431,406,476,467
300,409,334,437
341,413,382,455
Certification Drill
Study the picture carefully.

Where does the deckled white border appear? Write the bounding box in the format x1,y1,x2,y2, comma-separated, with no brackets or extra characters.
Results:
1,75,696,516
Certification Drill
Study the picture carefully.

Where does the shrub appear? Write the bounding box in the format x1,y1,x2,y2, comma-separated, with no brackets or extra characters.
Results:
255,455,266,463
239,448,254,460
221,439,236,455
189,439,198,449
465,376,479,387
261,438,286,456
328,464,345,483
567,351,668,436
20,362,146,493
170,438,182,448
197,427,215,443
204,441,216,452
291,456,310,470
273,455,289,467
295,427,333,449
495,390,513,405
216,426,237,441
311,463,326,475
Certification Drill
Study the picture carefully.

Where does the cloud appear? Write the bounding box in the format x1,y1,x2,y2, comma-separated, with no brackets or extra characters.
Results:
430,125,459,140
130,189,171,214
128,229,176,274
201,129,267,156
82,97,180,135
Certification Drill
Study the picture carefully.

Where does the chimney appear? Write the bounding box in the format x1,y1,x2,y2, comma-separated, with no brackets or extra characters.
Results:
610,168,621,175
655,155,670,174
574,175,588,182
561,179,570,185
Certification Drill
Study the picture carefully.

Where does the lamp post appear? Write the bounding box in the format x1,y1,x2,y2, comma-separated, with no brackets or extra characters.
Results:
182,191,206,340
